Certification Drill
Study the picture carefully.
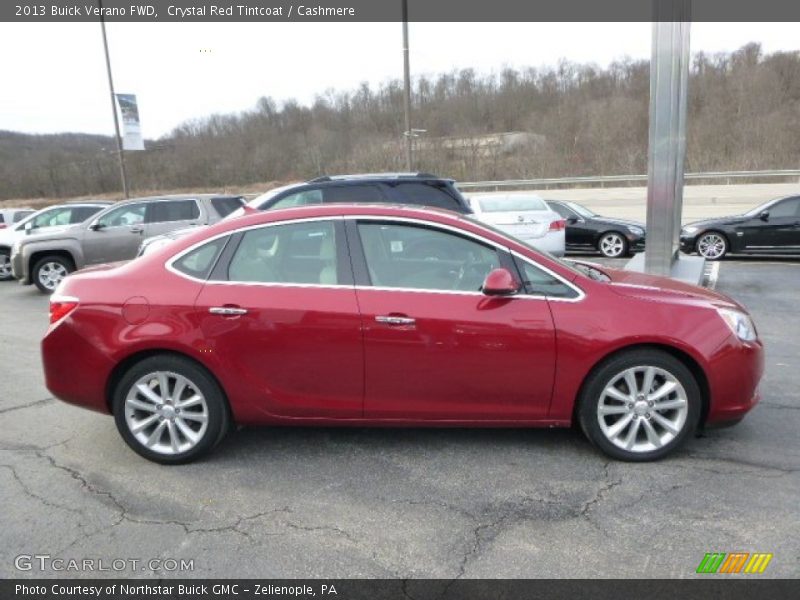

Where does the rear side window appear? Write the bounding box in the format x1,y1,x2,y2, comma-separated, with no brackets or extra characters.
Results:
211,196,246,218
322,185,383,204
515,258,578,299
173,237,227,280
390,182,466,212
70,206,104,223
149,200,200,223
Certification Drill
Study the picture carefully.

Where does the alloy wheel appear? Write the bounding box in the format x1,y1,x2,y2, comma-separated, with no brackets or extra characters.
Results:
0,253,11,279
599,233,626,258
596,365,689,453
124,371,209,455
696,233,727,260
37,261,68,291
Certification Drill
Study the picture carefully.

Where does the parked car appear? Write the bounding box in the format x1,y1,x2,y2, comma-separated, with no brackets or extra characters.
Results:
42,203,763,464
137,173,471,257
680,195,800,260
546,200,646,258
467,193,565,256
0,208,34,230
11,194,245,293
0,202,109,281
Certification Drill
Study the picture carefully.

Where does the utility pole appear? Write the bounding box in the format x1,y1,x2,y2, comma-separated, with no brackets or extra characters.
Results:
98,0,129,198
402,0,413,172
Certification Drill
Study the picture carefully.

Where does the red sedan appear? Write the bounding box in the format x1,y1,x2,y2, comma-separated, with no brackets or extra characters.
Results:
42,204,764,464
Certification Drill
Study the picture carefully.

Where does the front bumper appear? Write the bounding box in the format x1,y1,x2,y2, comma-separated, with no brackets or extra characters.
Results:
628,233,646,253
679,234,696,254
705,337,764,424
10,248,25,282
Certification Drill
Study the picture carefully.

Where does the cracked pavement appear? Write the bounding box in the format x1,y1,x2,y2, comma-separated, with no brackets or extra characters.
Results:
0,257,798,578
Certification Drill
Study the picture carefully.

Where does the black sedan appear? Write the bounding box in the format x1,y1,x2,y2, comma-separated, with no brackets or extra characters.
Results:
680,195,800,260
546,200,646,258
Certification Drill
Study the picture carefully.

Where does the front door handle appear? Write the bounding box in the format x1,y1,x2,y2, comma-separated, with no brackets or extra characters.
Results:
209,306,248,316
375,315,416,326
130,225,144,234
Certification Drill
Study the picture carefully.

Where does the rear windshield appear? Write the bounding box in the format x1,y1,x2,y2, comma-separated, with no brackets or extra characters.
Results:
390,181,466,213
212,196,246,218
478,196,548,212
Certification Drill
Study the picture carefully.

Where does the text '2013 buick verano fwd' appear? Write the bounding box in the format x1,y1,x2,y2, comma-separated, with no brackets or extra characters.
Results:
42,204,764,464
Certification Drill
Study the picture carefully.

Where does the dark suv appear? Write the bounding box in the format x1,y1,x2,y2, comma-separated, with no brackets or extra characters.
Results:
251,173,471,214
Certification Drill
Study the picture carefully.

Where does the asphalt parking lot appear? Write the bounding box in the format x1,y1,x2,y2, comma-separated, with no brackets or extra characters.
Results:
0,256,798,579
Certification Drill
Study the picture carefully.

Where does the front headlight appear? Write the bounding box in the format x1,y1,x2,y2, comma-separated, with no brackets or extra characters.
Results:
627,226,644,235
717,308,757,342
682,226,698,234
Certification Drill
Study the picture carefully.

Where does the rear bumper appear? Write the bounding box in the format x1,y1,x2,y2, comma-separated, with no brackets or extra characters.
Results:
518,230,565,257
42,316,115,414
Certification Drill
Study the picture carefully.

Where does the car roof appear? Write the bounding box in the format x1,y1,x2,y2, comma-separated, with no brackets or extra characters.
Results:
307,172,449,183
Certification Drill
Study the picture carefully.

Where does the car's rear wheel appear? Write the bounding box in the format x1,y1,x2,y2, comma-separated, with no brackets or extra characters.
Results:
696,231,728,260
32,255,74,293
0,249,12,281
578,349,701,461
598,232,628,258
113,355,230,464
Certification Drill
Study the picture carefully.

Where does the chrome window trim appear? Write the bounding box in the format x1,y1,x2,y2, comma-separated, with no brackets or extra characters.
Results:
166,213,586,302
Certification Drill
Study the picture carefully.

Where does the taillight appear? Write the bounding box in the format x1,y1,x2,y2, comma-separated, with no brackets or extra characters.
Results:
49,296,79,324
0,224,7,229
549,219,566,231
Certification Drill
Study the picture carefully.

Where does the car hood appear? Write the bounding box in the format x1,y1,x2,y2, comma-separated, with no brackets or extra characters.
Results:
574,260,744,310
19,224,82,243
682,215,747,230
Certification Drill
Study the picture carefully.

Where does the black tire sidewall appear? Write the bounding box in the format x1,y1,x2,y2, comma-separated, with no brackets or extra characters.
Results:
32,255,74,294
599,232,628,258
578,349,702,461
112,355,229,465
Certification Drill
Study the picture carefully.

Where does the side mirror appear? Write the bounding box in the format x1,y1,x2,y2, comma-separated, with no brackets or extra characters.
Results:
88,222,104,231
24,222,34,233
566,216,579,225
759,211,769,222
482,268,520,296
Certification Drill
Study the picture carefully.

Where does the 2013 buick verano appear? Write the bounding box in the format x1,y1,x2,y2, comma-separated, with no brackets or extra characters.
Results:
42,204,764,464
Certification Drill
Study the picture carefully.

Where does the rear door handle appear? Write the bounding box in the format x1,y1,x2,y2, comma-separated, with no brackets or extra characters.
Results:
375,315,415,326
209,306,248,316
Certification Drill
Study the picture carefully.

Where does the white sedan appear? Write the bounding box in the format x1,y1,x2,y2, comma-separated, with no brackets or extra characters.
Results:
467,193,566,256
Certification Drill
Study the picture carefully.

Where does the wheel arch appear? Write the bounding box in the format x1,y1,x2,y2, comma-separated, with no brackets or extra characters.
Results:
571,342,711,428
105,348,231,418
29,247,78,275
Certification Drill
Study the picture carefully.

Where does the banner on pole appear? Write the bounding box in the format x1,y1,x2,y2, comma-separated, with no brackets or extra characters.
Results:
115,93,145,151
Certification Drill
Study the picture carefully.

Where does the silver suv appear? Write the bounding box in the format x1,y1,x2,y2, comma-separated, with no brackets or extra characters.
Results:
11,194,244,293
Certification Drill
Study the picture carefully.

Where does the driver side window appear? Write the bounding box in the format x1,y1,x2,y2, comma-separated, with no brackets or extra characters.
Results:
96,203,147,228
357,222,500,291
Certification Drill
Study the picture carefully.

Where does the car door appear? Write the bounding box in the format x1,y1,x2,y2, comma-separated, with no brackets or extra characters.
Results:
739,197,800,251
146,198,202,237
82,202,148,264
192,218,364,418
550,202,590,247
349,218,557,421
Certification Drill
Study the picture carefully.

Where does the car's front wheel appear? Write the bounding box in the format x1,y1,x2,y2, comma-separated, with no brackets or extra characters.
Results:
578,349,701,461
696,231,728,260
32,255,74,293
113,355,230,464
598,232,628,258
0,249,12,281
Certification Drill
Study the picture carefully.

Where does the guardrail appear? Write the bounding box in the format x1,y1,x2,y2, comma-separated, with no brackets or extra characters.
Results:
458,169,800,191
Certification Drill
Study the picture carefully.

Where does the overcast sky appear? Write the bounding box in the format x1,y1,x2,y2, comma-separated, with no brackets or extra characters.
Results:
0,22,797,138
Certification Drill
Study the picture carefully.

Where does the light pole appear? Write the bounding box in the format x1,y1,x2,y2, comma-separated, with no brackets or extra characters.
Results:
98,0,129,198
402,0,413,172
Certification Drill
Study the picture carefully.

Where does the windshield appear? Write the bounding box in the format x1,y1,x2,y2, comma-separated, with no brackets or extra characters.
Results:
477,195,548,213
565,202,596,218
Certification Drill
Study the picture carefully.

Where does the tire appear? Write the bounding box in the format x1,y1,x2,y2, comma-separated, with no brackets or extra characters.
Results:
32,254,74,294
577,349,701,461
695,231,728,261
112,355,230,464
598,232,628,258
0,249,12,281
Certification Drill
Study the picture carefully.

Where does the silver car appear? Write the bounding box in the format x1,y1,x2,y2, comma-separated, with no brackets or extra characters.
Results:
11,194,244,293
467,193,566,256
